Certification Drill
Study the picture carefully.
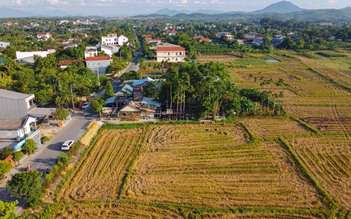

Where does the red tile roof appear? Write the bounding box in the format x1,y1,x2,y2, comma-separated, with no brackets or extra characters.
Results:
37,32,49,36
85,56,110,61
145,34,152,39
59,60,85,65
156,46,185,52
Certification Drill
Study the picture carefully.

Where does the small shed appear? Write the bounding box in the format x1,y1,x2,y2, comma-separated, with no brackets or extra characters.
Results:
119,104,141,120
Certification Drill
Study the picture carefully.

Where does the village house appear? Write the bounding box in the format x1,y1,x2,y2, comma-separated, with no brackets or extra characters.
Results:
101,44,120,57
193,36,212,43
118,35,128,46
244,32,264,41
165,30,177,36
102,34,118,45
0,41,10,49
0,89,54,151
85,56,112,74
156,44,186,62
84,46,98,59
101,34,129,46
216,32,234,41
36,32,52,41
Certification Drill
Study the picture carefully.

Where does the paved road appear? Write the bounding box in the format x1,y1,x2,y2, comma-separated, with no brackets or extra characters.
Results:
0,115,90,211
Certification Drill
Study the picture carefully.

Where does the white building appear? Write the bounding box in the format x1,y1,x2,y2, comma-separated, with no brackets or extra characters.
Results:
156,44,186,63
101,34,128,46
37,32,52,41
101,45,120,57
117,35,128,46
0,41,10,49
16,49,56,64
101,34,118,46
85,56,112,74
85,46,98,59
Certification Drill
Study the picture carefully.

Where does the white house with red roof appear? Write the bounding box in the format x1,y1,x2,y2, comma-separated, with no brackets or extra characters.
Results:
165,30,177,36
36,32,52,41
193,36,212,43
156,43,186,62
85,56,112,74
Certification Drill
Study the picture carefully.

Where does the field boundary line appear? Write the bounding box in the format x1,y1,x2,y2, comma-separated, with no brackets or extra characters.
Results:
278,137,338,210
288,115,321,135
239,122,258,143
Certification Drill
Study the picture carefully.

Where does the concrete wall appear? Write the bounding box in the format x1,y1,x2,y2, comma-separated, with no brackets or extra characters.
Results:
86,60,111,74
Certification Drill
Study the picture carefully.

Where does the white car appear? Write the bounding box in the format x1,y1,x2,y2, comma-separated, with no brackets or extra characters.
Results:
61,140,75,151
81,102,90,109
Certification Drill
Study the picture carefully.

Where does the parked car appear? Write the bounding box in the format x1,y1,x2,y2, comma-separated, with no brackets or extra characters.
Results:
81,102,90,109
61,140,74,151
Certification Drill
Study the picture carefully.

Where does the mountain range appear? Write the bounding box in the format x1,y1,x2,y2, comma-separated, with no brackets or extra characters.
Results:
144,1,351,21
0,1,351,21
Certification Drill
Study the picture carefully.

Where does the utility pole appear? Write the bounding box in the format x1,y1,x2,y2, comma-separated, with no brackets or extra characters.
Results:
70,83,75,110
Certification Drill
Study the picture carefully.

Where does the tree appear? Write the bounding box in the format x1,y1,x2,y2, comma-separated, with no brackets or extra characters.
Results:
6,170,43,208
22,139,37,155
0,160,11,180
103,81,114,100
90,97,105,116
12,151,23,166
53,107,69,120
0,199,18,219
0,146,14,160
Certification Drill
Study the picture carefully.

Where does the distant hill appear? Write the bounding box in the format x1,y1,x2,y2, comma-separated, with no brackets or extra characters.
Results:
136,1,351,22
0,7,34,18
253,1,303,14
153,8,224,16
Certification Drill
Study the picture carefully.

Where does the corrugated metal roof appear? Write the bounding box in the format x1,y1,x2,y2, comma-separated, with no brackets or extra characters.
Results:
0,119,23,130
0,89,33,100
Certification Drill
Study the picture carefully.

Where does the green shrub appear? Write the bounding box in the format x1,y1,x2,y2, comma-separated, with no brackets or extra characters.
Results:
22,139,37,155
41,136,51,144
57,153,70,165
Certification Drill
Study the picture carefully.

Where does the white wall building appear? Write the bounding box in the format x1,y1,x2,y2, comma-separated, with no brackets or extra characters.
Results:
101,34,128,46
85,46,98,59
117,35,128,46
16,49,56,64
85,56,112,74
101,34,118,46
0,41,10,49
37,32,52,41
101,45,120,57
156,44,186,63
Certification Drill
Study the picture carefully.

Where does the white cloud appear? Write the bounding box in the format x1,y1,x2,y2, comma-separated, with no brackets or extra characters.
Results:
180,0,187,4
48,0,60,5
328,0,337,4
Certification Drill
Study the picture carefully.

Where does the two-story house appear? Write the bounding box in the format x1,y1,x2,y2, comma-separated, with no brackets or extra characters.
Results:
101,34,129,46
156,44,186,62
0,89,54,151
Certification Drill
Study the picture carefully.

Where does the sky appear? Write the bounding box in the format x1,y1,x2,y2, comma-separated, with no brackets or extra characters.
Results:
2,0,351,16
